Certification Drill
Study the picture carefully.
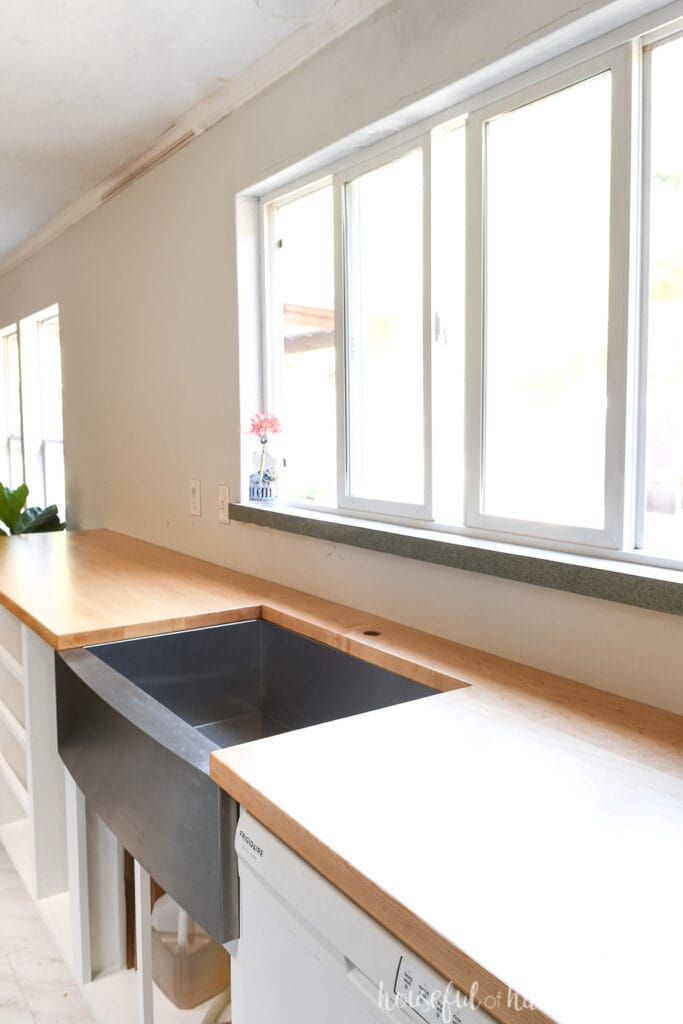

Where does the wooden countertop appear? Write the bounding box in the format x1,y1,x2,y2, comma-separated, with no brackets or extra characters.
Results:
212,692,683,1024
0,529,264,649
1,529,682,1024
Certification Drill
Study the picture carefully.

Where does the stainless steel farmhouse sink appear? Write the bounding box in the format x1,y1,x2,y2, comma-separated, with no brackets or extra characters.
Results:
55,619,436,943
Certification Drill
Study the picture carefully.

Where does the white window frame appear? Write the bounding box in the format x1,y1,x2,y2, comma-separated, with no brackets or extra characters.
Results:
334,135,433,521
0,305,63,511
36,306,65,512
250,7,683,573
19,304,62,510
634,24,683,552
0,323,23,488
464,46,637,550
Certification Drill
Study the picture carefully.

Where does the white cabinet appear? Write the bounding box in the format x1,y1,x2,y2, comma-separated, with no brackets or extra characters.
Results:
0,608,70,918
0,606,125,987
0,603,32,877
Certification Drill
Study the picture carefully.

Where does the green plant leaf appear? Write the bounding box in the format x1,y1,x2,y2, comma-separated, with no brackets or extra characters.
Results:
13,505,65,535
0,482,28,532
9,483,28,517
0,483,64,536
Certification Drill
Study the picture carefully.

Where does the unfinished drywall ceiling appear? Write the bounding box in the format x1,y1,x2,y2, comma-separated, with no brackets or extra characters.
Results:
0,0,349,263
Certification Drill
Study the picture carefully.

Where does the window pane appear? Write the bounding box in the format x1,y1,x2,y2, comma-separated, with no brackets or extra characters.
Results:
44,440,65,516
8,438,23,490
34,313,66,513
642,37,683,556
38,316,64,442
2,331,22,487
483,73,612,528
273,186,336,505
4,332,22,437
346,149,424,506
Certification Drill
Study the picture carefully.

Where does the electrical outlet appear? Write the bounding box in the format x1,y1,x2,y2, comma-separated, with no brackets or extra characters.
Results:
189,479,201,516
218,485,230,524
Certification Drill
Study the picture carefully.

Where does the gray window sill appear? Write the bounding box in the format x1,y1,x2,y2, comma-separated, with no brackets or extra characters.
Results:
228,502,683,617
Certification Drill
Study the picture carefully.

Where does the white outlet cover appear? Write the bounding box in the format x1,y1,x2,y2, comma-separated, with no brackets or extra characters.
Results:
218,485,230,524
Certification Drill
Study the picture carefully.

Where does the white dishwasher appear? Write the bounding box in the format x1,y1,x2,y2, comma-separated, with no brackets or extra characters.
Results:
232,811,497,1024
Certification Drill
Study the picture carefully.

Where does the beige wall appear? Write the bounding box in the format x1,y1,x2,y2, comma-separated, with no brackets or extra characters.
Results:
1,0,682,714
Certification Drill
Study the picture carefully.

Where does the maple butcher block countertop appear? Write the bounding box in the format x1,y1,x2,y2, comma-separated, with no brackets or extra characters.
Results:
1,529,682,1024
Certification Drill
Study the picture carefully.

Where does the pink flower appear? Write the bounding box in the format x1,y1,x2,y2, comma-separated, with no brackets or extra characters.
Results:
248,412,281,439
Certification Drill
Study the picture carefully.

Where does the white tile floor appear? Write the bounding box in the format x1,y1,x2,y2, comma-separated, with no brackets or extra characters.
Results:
0,843,94,1024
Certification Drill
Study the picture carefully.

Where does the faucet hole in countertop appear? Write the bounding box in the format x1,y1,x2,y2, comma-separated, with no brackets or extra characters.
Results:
362,630,382,636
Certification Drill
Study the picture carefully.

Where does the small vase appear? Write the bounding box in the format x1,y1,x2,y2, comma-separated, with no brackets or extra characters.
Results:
249,437,278,501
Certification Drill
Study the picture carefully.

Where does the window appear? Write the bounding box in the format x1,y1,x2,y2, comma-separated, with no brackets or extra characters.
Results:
480,74,611,529
466,62,621,548
0,306,65,515
254,19,683,570
1,327,23,489
36,312,66,514
265,184,336,505
343,146,427,513
641,32,683,556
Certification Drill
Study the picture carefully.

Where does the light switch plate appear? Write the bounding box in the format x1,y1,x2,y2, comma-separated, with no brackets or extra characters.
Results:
189,479,201,516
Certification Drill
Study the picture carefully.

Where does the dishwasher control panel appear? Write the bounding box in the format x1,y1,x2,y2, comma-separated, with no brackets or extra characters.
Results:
394,956,495,1024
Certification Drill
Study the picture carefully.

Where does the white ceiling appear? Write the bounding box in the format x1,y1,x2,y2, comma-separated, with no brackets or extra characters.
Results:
0,0,343,264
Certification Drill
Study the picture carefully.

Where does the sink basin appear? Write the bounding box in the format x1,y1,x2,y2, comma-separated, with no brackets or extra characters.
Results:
55,619,435,943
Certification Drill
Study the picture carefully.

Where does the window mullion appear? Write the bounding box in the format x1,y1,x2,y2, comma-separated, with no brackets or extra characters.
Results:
17,318,44,506
463,114,485,530
333,172,347,507
603,42,639,550
422,135,433,518
633,41,653,552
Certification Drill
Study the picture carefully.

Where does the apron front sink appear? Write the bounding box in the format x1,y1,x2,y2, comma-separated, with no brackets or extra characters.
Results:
55,619,435,943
